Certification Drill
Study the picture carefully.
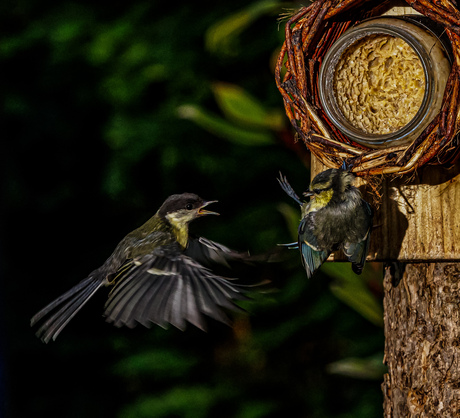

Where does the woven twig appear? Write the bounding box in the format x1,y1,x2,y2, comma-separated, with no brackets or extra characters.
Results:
275,0,460,176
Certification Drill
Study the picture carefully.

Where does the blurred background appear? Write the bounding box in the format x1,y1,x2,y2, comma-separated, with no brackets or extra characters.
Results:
1,0,385,416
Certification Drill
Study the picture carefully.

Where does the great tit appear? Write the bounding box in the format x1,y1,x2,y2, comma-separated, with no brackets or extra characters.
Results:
31,193,252,343
278,168,373,278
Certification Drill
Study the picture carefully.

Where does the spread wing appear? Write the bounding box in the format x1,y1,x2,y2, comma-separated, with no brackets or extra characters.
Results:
298,216,330,279
103,246,249,331
342,199,373,275
184,237,250,268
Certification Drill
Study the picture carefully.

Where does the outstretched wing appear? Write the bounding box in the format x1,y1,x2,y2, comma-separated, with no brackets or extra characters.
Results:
186,236,282,267
343,199,373,275
104,246,249,331
298,216,330,278
184,236,250,268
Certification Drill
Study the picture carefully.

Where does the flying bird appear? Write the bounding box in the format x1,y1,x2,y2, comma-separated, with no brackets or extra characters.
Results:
278,168,373,278
31,193,253,343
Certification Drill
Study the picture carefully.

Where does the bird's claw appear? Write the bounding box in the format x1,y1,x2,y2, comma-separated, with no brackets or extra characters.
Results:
341,160,355,171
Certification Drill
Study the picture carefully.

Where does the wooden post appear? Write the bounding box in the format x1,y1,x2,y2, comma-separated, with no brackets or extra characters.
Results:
382,263,460,416
313,147,460,416
312,156,460,416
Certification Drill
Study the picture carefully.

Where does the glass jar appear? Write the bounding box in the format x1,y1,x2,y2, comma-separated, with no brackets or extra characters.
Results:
318,16,452,149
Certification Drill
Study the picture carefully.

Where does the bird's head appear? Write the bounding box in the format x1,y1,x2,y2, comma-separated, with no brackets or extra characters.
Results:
158,193,219,227
303,168,356,209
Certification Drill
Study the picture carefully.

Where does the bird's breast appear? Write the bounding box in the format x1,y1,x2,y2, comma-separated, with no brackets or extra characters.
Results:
308,198,370,249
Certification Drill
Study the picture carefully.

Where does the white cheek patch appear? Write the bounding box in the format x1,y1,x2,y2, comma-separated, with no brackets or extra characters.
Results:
166,212,181,224
165,211,194,226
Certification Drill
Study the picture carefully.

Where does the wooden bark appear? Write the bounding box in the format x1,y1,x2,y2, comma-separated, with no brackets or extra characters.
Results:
382,263,460,417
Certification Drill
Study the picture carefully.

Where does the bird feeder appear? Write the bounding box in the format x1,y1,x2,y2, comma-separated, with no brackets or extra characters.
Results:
275,0,460,262
276,1,460,415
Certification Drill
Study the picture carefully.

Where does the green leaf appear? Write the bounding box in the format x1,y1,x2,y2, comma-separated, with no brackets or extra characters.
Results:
88,21,133,65
112,349,198,378
177,104,274,146
255,290,338,350
205,0,281,56
212,82,284,131
236,400,277,418
323,263,383,327
119,387,214,418
277,202,300,240
326,352,387,380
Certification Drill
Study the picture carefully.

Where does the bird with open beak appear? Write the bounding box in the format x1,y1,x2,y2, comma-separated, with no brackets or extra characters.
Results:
31,193,252,343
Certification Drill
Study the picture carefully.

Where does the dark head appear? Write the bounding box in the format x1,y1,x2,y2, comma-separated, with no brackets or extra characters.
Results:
158,193,218,226
304,169,358,208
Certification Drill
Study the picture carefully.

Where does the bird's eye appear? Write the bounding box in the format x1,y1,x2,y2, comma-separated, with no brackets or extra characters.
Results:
313,189,322,194
185,203,193,210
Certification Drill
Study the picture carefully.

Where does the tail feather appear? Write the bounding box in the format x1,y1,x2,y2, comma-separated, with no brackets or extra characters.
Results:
31,276,104,343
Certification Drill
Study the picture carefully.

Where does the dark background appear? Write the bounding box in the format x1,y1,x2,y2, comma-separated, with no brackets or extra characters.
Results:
1,1,384,417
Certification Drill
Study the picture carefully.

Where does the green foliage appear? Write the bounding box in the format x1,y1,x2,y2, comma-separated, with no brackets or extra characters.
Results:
177,103,275,146
205,0,282,57
120,386,217,418
277,201,301,239
112,349,198,379
212,82,284,131
177,81,286,147
327,353,387,380
325,263,384,327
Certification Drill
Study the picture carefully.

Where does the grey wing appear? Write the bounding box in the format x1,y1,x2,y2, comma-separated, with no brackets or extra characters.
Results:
103,247,249,331
343,199,373,275
184,237,250,268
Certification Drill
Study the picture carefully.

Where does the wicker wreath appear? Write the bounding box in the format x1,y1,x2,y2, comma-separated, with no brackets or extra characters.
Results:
275,0,460,176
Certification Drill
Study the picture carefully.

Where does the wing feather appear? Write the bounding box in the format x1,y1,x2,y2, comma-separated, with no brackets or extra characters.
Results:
31,276,104,343
103,247,248,331
343,199,373,275
298,217,330,278
182,276,207,331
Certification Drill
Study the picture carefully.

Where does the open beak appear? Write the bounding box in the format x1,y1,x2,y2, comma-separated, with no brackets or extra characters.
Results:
303,191,314,198
197,200,219,216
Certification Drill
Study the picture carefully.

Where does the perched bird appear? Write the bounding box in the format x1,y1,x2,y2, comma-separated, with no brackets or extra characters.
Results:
278,168,373,278
31,193,252,343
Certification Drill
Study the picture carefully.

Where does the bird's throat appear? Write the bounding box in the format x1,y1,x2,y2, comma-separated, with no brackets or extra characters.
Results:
165,213,189,248
173,225,189,249
306,189,334,212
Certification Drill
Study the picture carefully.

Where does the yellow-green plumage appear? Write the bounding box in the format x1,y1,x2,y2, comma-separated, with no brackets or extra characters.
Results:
303,189,334,213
